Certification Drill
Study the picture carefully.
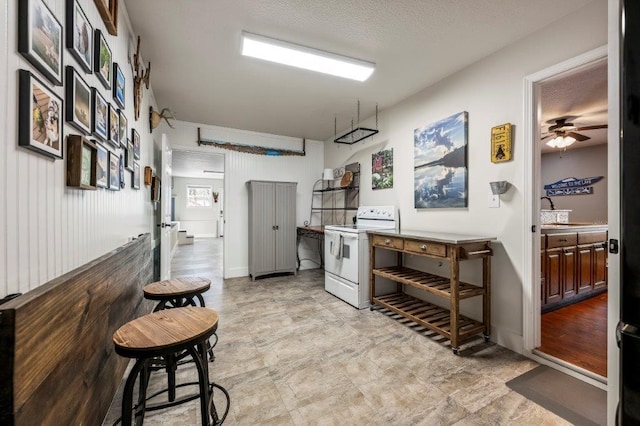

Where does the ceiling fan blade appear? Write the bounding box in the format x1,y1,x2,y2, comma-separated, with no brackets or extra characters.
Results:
540,133,554,141
567,131,590,142
574,124,608,131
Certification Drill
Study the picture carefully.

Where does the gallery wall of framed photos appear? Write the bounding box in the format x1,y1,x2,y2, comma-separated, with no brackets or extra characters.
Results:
2,0,158,297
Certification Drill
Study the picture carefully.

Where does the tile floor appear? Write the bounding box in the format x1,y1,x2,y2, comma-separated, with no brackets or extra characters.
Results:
104,237,570,425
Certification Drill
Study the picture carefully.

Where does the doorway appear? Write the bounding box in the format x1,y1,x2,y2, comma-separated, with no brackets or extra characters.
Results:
523,46,608,386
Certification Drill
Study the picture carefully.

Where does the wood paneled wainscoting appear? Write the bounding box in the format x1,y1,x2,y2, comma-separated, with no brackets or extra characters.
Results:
0,234,154,425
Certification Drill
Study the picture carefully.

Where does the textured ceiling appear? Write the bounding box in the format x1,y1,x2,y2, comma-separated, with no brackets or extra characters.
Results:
123,0,597,142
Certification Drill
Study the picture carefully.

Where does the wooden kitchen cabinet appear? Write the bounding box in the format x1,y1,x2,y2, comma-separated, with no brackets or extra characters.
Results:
541,228,607,312
368,230,494,355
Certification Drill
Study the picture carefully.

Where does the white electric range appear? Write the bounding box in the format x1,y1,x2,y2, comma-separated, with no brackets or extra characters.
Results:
324,206,399,309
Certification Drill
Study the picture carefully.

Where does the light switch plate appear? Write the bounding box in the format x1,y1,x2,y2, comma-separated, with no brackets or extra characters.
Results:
488,190,500,208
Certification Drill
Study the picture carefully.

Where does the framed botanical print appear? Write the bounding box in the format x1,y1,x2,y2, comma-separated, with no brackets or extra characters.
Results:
66,135,97,190
18,69,63,159
66,0,93,73
65,66,92,134
108,103,119,147
118,110,128,148
132,128,140,159
108,150,120,190
92,88,108,141
18,0,63,85
93,30,111,89
113,62,125,109
96,142,109,188
132,161,140,190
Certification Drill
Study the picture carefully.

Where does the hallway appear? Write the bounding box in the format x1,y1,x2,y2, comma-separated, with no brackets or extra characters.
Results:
105,238,571,425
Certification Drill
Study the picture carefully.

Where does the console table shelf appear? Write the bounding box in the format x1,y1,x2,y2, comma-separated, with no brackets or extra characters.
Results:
368,229,495,354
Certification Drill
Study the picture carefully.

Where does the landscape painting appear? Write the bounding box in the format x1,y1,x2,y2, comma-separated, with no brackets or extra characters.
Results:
414,111,468,208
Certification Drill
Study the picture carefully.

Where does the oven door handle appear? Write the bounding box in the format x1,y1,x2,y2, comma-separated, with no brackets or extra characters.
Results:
338,233,358,240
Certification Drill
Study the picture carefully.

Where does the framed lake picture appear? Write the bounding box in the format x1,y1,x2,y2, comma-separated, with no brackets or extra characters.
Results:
91,88,108,141
94,30,111,89
108,150,120,190
414,111,468,208
65,66,92,134
18,0,63,85
108,103,119,146
132,128,140,159
132,161,140,189
96,142,109,188
18,69,63,159
113,62,125,109
118,110,127,148
66,0,92,73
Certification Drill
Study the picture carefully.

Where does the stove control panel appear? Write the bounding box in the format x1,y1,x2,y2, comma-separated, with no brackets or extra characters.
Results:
356,206,397,221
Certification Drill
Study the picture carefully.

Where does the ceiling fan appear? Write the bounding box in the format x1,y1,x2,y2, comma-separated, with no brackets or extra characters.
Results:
541,117,608,143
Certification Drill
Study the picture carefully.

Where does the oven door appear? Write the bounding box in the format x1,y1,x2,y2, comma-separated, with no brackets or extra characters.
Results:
324,230,359,283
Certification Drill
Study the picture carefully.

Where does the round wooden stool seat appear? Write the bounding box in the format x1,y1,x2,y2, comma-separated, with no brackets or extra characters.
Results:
113,307,228,425
143,277,211,311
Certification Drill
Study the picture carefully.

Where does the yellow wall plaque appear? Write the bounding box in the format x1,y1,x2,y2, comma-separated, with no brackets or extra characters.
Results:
491,123,512,163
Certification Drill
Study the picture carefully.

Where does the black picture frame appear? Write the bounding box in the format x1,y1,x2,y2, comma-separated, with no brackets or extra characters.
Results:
118,110,128,148
108,150,120,190
91,88,108,141
66,0,93,73
132,161,140,190
113,62,125,109
96,142,109,188
93,29,111,89
18,0,63,86
132,128,140,159
125,139,134,172
65,66,92,135
108,103,119,147
18,69,63,159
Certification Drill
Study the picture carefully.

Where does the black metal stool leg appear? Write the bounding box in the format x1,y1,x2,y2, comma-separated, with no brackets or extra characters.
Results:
188,342,212,425
121,359,146,426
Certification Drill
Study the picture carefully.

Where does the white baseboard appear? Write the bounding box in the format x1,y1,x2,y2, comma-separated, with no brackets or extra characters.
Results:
489,326,524,354
225,267,248,279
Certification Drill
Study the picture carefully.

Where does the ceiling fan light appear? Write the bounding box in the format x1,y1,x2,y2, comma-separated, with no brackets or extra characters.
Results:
546,136,560,148
561,136,576,147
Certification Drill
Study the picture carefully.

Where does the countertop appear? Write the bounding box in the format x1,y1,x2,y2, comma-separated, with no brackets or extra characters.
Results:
367,229,496,244
541,224,608,234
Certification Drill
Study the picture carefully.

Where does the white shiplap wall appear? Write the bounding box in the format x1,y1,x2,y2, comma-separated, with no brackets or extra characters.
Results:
166,121,325,278
0,0,156,297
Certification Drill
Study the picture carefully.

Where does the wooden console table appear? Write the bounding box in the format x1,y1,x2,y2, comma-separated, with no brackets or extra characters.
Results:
368,229,495,354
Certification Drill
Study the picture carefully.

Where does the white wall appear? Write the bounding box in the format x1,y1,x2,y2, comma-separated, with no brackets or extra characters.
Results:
165,121,324,278
324,0,607,352
541,144,608,223
0,0,157,297
172,176,223,237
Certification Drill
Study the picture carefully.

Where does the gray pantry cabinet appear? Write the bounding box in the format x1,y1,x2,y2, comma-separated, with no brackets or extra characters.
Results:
247,180,298,280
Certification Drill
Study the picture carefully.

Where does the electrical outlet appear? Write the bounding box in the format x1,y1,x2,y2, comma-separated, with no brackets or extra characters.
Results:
488,190,500,208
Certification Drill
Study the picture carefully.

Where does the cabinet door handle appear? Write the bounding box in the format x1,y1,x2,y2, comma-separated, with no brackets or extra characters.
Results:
384,239,391,245
559,238,567,242
420,244,427,251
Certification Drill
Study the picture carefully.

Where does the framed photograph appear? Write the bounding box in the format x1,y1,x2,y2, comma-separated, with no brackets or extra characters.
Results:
66,135,97,190
118,110,128,148
18,0,63,85
93,0,118,36
18,70,63,159
96,142,109,188
66,0,92,73
108,103,119,147
372,149,393,190
132,161,140,189
125,139,134,171
108,150,120,190
91,88,108,141
132,128,140,159
119,153,125,189
65,66,92,134
93,30,111,89
414,111,468,209
113,63,125,109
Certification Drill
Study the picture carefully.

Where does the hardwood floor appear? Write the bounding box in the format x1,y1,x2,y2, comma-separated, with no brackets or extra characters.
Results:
538,292,607,378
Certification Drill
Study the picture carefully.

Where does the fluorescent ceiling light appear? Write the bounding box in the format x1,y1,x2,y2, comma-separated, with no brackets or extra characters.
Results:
241,32,375,82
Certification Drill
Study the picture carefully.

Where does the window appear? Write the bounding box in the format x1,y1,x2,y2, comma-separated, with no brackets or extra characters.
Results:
186,185,213,207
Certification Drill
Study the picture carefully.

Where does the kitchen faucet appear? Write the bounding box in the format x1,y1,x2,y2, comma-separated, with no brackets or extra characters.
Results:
540,196,555,210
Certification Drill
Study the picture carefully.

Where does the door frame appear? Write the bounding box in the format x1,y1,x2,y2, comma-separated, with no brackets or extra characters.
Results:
522,46,608,379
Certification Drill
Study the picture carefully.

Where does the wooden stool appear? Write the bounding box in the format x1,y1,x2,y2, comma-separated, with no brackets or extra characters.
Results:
143,277,211,311
113,307,229,425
